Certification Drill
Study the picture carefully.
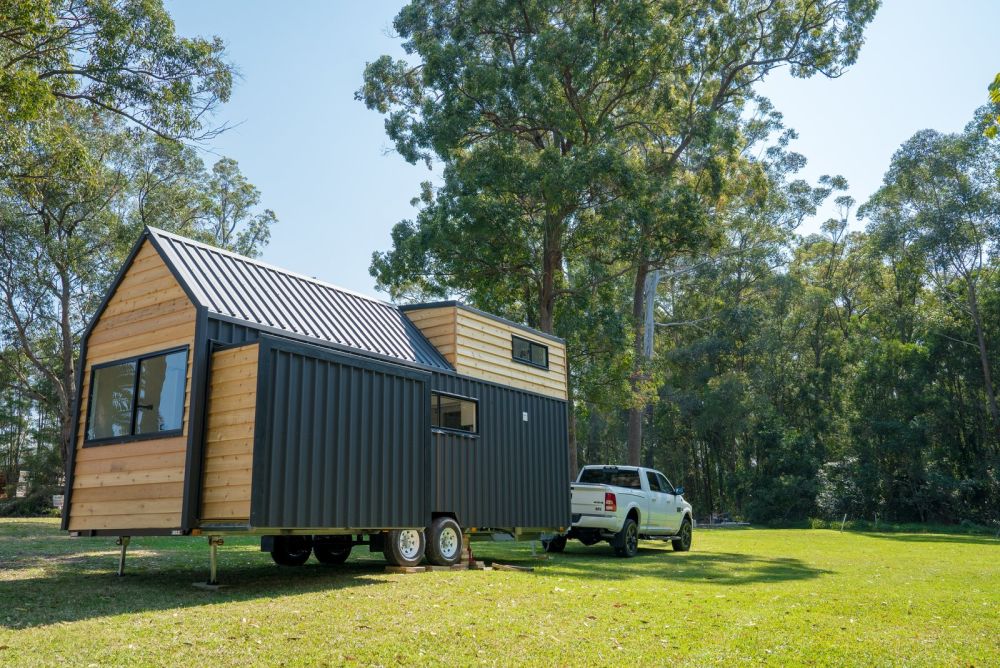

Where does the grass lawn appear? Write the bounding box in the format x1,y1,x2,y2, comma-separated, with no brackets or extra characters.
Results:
0,519,997,666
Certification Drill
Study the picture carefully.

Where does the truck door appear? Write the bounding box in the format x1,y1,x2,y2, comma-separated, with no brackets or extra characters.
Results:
644,471,669,533
657,472,682,533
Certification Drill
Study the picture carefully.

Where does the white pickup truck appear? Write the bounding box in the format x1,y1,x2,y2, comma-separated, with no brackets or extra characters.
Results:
545,465,693,557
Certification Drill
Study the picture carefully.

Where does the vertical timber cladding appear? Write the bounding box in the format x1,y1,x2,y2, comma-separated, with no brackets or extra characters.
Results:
430,373,571,529
68,240,196,531
200,342,259,523
251,335,431,529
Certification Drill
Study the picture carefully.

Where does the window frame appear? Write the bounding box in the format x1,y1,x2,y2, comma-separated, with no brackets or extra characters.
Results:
83,345,189,447
430,390,479,438
511,334,549,370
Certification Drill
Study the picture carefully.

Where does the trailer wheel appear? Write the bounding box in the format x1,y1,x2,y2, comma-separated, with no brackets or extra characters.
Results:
425,517,463,566
271,535,312,567
383,529,426,567
542,535,567,553
313,535,353,565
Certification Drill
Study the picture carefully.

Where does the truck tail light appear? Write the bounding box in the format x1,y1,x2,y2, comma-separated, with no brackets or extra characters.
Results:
604,492,617,512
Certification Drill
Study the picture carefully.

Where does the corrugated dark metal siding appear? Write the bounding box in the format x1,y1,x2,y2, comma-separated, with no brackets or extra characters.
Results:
207,318,260,346
250,336,430,529
429,373,571,529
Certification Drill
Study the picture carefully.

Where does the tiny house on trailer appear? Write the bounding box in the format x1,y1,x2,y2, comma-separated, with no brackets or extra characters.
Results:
62,228,570,577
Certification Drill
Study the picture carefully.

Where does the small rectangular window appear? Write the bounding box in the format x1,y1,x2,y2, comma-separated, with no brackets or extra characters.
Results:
431,392,478,434
88,361,137,440
512,335,548,369
86,347,188,443
135,350,188,434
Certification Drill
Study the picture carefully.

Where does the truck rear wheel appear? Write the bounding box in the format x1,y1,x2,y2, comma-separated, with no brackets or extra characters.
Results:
425,517,463,566
612,518,639,558
384,529,426,567
271,535,312,567
313,535,353,564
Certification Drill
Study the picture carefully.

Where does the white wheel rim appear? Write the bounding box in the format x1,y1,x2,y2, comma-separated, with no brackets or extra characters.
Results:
439,526,459,559
398,530,421,560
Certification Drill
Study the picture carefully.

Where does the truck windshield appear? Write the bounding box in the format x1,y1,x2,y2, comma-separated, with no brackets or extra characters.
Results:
579,468,641,489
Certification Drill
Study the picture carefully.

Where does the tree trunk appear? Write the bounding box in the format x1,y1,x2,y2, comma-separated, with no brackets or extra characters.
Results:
967,281,1000,427
58,265,76,474
538,212,562,333
566,371,579,480
626,261,650,466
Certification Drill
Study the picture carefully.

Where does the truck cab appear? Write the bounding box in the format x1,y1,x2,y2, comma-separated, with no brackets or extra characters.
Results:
548,465,693,557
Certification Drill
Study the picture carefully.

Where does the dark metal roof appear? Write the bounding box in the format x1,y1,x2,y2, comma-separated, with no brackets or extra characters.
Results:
146,227,452,371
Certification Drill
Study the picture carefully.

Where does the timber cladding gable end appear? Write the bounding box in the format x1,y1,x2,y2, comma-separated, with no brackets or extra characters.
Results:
67,239,196,531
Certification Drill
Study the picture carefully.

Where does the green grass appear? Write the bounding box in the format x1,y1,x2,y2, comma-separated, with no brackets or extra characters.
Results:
1,519,997,666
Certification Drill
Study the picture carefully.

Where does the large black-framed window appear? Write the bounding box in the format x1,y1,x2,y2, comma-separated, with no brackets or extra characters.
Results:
85,346,189,445
512,334,548,369
431,391,478,435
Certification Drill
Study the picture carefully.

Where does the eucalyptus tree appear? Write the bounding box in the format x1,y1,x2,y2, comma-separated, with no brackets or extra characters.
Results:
0,109,276,470
861,113,1000,429
0,0,232,158
360,0,879,468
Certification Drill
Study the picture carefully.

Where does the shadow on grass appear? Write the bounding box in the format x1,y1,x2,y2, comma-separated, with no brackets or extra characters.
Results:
857,532,1000,546
0,535,394,630
1,526,828,630
549,546,829,585
472,541,831,586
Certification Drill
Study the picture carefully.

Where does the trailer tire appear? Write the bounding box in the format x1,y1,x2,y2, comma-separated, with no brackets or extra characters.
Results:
270,535,312,567
383,529,426,567
542,535,567,553
313,535,353,564
425,517,463,566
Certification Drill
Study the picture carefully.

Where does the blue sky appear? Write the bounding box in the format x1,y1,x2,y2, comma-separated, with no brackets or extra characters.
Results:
165,0,1000,298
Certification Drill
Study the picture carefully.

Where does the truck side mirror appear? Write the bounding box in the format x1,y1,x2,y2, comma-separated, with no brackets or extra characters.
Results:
674,486,684,496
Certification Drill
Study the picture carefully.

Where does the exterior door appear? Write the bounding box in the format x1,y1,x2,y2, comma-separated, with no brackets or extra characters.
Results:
657,472,682,533
644,471,670,534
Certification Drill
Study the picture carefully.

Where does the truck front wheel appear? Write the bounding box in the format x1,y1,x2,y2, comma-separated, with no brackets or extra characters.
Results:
384,529,426,567
613,518,639,558
672,517,693,552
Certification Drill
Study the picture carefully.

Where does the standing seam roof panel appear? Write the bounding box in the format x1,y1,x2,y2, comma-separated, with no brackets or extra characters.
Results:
149,228,452,371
